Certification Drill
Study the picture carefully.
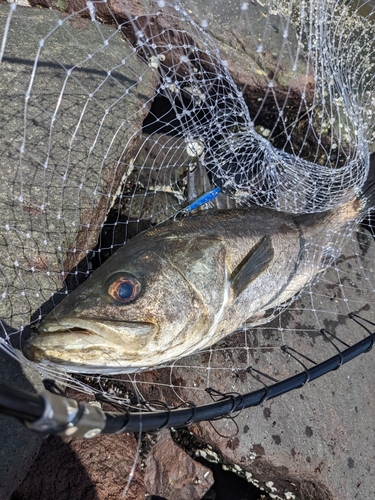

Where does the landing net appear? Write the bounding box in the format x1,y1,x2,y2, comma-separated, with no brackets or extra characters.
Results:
0,0,375,443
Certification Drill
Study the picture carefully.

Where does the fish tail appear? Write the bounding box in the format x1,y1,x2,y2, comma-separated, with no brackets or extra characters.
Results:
358,154,375,216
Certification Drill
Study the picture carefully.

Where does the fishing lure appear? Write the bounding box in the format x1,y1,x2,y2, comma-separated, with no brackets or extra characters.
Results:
182,187,221,213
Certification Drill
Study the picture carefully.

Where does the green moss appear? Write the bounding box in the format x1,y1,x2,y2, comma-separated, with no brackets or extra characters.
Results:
51,0,68,12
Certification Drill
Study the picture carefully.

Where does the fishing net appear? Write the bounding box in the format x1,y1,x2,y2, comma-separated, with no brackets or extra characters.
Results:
1,0,375,497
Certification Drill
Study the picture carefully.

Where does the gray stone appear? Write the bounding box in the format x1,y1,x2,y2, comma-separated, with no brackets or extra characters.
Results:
0,4,156,330
0,5,156,498
30,0,313,101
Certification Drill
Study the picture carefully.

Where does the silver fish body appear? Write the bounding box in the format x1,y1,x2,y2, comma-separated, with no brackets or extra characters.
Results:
23,185,370,374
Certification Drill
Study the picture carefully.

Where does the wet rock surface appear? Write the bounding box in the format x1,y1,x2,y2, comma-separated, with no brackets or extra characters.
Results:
31,0,313,107
144,429,214,499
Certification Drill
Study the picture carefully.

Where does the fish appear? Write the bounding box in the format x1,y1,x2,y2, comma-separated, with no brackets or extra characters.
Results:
23,160,375,374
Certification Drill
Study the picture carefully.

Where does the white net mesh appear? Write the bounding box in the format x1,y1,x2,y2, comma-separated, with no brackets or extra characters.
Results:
0,0,375,424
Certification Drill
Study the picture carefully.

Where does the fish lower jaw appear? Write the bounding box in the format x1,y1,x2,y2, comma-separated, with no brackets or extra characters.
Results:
24,336,208,374
36,359,148,375
24,325,163,373
38,318,157,339
24,343,151,373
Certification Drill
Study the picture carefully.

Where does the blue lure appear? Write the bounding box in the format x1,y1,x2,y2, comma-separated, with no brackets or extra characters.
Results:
183,187,221,213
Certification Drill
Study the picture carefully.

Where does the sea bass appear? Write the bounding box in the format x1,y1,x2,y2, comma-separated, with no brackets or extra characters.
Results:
24,164,375,373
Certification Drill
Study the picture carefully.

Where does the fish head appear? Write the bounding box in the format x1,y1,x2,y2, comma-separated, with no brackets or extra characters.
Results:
24,234,229,373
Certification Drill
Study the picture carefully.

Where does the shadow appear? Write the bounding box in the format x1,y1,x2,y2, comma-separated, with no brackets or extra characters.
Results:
360,153,375,237
0,322,45,499
11,435,100,500
197,456,268,500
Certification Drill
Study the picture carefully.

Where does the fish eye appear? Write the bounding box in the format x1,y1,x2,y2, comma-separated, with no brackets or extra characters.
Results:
107,274,141,303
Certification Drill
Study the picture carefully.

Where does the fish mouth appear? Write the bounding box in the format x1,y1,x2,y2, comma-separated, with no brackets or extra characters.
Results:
38,317,155,337
23,317,157,373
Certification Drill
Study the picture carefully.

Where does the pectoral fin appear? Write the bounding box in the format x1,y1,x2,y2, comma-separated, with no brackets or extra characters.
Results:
232,235,274,297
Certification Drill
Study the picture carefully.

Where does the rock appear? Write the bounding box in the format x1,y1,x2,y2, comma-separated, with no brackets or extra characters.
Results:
0,5,155,498
180,0,314,103
28,0,315,130
0,4,156,331
144,429,214,500
0,350,45,500
13,394,213,500
14,432,145,500
30,0,310,87
132,227,375,500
